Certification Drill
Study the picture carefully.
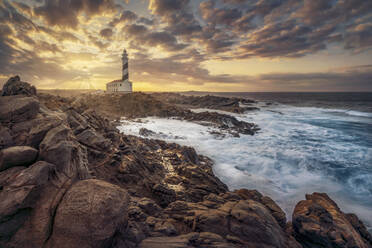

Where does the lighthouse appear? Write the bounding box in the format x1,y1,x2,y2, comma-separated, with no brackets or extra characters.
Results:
122,49,129,81
106,49,133,93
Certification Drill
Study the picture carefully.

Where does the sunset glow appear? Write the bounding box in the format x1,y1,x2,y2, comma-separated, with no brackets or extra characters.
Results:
0,0,371,91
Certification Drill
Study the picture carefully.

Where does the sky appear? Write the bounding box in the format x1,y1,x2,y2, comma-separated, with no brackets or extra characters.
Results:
0,0,371,92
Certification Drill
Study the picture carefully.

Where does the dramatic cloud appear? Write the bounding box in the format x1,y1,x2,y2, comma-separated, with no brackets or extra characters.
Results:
34,0,116,28
0,0,371,91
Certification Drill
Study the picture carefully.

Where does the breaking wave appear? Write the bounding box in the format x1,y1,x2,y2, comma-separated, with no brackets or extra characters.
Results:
117,104,372,229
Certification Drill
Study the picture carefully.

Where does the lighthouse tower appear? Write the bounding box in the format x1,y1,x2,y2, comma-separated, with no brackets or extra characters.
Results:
122,49,129,81
106,48,133,93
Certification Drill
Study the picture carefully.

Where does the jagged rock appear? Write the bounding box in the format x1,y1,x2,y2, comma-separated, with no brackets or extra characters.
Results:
0,96,39,123
0,146,38,172
292,192,372,248
152,183,177,207
165,195,301,248
10,114,63,148
0,161,53,241
2,76,36,96
139,128,156,137
139,232,235,248
39,125,90,180
346,213,372,246
0,166,25,186
153,93,257,114
46,179,129,248
136,197,162,216
76,128,111,150
235,189,287,228
0,126,13,149
153,220,178,236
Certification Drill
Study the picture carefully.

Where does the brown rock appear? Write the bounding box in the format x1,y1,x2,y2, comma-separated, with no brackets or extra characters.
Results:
0,146,38,172
292,192,372,248
76,128,111,150
235,189,287,228
139,232,236,248
1,76,36,96
0,161,53,241
0,126,13,149
0,96,39,123
39,125,90,179
165,197,301,248
47,179,130,248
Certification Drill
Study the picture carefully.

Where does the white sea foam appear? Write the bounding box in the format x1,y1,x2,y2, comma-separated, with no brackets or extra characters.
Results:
117,104,372,229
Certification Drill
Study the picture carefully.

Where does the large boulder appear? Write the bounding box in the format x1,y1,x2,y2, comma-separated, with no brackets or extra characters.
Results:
0,161,54,241
165,193,302,248
2,76,36,96
235,189,287,228
292,192,372,248
46,179,130,248
39,125,90,179
0,146,38,172
0,96,39,123
10,114,64,148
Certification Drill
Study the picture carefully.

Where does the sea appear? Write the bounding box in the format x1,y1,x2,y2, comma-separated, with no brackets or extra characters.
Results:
117,92,372,230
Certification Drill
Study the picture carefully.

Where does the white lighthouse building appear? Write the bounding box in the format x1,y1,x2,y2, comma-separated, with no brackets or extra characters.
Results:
106,49,133,93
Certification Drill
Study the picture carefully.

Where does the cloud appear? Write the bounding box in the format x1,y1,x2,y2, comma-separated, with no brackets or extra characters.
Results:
109,10,137,27
99,28,113,39
0,0,372,91
123,23,187,51
256,65,372,91
34,0,116,28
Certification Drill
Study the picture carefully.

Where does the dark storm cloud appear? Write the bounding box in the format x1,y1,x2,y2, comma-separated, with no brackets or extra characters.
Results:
149,0,190,17
137,17,154,26
109,10,137,27
200,0,242,26
34,0,116,28
99,28,113,39
150,0,203,38
122,23,187,51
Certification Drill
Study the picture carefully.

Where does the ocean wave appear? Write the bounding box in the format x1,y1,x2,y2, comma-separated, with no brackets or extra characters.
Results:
117,105,372,229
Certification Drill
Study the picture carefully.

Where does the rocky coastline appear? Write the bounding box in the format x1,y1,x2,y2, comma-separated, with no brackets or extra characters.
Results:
0,76,371,248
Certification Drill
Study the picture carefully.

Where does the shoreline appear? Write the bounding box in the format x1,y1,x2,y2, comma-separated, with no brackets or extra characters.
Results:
1,77,371,247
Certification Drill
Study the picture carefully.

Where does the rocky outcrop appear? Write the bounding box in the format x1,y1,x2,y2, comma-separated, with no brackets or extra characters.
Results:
0,126,12,149
0,161,54,242
73,92,259,137
39,124,90,180
162,192,301,248
0,77,370,248
153,93,258,113
1,76,36,96
0,146,38,172
46,179,129,248
139,232,233,248
292,193,372,248
0,96,39,123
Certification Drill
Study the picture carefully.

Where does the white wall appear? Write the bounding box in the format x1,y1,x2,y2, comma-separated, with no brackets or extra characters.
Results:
106,80,132,93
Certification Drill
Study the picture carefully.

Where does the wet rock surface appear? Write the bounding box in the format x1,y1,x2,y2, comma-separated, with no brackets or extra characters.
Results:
292,193,372,248
0,77,370,248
